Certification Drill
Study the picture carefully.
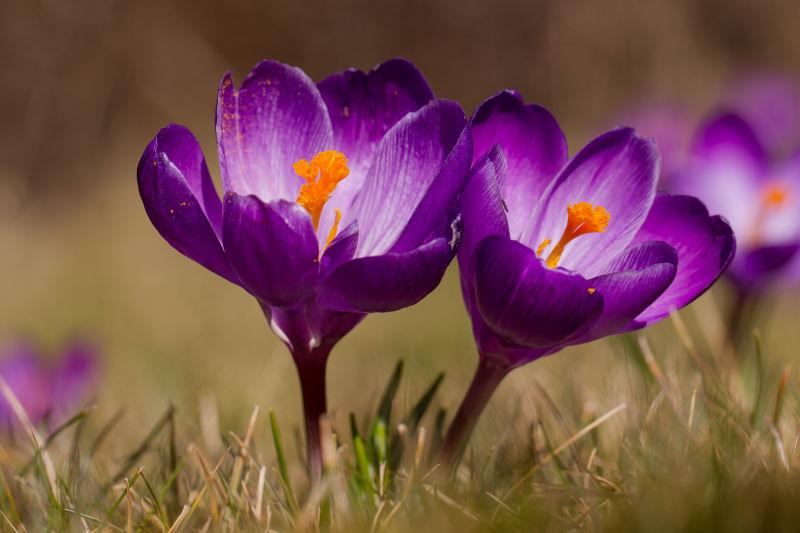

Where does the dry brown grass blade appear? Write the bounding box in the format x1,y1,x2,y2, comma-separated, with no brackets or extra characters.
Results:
0,374,58,502
230,405,260,504
501,403,627,500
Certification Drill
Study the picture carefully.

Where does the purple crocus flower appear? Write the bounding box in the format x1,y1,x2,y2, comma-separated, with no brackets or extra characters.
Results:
137,59,470,479
669,112,800,295
0,339,99,432
441,91,735,461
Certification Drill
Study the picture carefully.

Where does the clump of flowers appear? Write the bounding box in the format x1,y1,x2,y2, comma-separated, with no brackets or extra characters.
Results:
443,91,735,461
137,59,470,479
0,338,99,432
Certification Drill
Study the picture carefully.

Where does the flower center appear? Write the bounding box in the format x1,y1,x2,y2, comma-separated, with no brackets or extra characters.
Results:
749,181,790,245
537,202,611,268
294,150,350,248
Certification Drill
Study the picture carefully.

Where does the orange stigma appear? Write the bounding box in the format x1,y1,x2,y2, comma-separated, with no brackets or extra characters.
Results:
763,182,788,208
294,150,350,232
537,202,610,268
749,181,791,245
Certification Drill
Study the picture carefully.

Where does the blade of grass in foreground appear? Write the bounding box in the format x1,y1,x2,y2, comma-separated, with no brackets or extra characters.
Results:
269,409,298,515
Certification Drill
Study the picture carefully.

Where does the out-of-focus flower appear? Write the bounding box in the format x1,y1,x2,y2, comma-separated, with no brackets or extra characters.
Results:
670,112,800,293
137,59,471,479
725,73,800,158
617,102,694,182
0,339,99,431
442,91,734,462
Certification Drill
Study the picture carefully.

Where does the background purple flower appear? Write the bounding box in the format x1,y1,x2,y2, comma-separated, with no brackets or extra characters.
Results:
670,112,800,293
0,338,99,432
724,73,800,158
442,91,734,462
137,58,471,479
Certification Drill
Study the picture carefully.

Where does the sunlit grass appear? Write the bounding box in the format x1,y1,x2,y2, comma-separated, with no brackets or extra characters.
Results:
0,304,799,531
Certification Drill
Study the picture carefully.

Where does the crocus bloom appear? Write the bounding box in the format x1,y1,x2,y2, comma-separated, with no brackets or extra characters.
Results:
0,339,99,432
137,59,470,479
668,112,800,294
442,91,735,461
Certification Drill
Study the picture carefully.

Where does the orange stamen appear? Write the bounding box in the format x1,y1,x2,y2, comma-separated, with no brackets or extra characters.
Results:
749,181,791,245
538,202,610,269
536,238,552,258
763,182,788,208
325,209,342,249
294,150,350,232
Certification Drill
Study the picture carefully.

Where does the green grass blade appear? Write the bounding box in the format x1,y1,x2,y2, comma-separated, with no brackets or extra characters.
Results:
269,409,298,515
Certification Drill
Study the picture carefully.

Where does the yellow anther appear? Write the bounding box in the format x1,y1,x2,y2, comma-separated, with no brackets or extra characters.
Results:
536,238,552,257
325,209,342,250
294,150,350,231
541,202,610,269
587,287,596,295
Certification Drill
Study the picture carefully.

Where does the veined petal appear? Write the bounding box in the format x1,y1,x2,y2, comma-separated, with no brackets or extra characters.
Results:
525,128,658,277
457,146,510,281
347,99,467,256
222,194,319,307
137,125,238,284
317,58,433,214
625,194,735,328
390,124,473,253
317,237,452,313
471,91,568,238
216,60,333,202
576,241,678,342
472,236,604,349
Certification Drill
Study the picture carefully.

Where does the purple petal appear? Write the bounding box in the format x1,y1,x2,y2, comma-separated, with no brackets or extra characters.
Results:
320,221,359,277
692,112,766,167
472,236,604,349
669,112,767,236
389,125,472,253
347,99,467,256
52,340,100,415
216,61,333,202
471,91,568,238
525,128,658,277
138,125,238,284
317,58,433,218
626,194,735,327
725,73,800,155
222,194,319,307
317,237,452,313
726,243,800,291
457,146,510,280
0,342,51,425
576,241,678,341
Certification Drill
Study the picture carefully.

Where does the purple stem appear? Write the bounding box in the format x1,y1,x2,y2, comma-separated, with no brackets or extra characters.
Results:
440,355,510,467
294,353,329,484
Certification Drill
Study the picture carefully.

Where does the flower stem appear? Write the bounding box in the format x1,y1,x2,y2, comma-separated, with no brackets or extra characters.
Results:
440,355,509,468
727,286,759,352
295,355,328,484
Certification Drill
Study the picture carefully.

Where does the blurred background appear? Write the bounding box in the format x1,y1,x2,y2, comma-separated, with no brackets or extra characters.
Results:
2,0,800,459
